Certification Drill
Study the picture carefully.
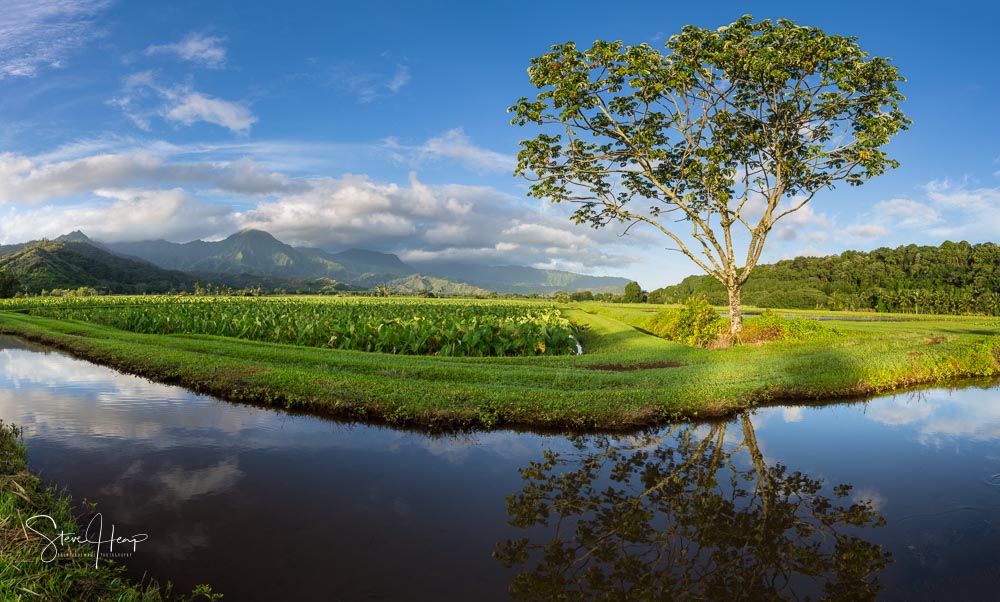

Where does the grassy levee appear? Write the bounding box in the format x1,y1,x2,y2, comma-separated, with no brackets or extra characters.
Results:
0,422,218,601
1,302,998,431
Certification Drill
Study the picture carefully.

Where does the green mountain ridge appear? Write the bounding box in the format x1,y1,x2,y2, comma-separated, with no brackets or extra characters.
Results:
319,248,415,276
0,229,630,295
381,275,489,296
105,229,355,279
98,229,629,294
0,239,191,294
0,235,366,295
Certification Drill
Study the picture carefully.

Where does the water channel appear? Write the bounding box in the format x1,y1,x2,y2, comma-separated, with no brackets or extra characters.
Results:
1,336,997,600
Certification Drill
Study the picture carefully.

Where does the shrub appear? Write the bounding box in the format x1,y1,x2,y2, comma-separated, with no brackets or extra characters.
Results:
740,310,837,343
648,296,725,347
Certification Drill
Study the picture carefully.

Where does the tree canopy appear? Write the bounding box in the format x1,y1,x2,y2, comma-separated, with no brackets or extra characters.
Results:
622,281,643,303
510,15,909,333
0,270,20,299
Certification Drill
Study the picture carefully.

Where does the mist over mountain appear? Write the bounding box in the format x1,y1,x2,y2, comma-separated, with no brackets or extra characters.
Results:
100,229,629,293
409,261,631,294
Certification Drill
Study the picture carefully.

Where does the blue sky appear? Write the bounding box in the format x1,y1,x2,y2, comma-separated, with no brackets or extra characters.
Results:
0,0,997,289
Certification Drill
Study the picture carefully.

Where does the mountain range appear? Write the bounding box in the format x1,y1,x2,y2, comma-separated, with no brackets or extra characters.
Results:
0,229,631,295
0,237,189,294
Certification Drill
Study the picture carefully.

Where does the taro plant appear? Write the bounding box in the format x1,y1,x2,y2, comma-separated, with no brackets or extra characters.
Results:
15,296,583,357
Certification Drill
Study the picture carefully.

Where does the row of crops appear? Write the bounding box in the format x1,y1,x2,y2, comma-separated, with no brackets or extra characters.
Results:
2,296,582,357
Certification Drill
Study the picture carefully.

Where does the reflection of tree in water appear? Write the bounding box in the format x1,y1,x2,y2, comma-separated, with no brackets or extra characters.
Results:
495,415,891,600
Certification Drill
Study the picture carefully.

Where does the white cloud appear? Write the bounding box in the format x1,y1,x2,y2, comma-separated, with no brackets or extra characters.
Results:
163,90,256,134
145,32,227,69
152,458,243,504
0,162,622,267
0,142,639,272
865,388,1000,445
0,187,237,243
773,205,831,242
836,224,890,240
781,407,804,423
123,70,157,90
0,0,110,79
0,151,297,204
32,135,365,177
423,223,471,245
29,134,153,164
237,173,469,248
851,487,887,512
919,179,1000,241
387,64,410,92
419,129,515,173
198,156,302,195
779,203,830,227
236,172,633,268
761,178,1000,269
108,95,152,130
401,244,528,264
0,153,34,182
502,222,590,249
384,128,516,174
0,152,160,202
874,198,941,228
108,71,158,129
111,72,257,134
324,60,411,103
923,178,999,211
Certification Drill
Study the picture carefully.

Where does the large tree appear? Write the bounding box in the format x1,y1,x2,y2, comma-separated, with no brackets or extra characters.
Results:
510,15,909,334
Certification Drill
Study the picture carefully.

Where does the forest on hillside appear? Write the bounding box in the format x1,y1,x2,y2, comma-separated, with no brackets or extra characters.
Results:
649,241,1000,315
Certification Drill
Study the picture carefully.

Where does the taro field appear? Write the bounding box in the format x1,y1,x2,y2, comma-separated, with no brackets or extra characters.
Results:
0,296,582,357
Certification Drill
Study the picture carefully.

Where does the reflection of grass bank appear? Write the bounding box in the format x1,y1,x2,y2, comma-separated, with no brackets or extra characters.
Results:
0,422,218,601
0,300,998,431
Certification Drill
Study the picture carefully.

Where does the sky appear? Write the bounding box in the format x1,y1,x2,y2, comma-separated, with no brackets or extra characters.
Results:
0,0,997,289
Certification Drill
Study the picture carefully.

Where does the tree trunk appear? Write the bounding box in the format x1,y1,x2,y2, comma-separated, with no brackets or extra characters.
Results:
727,284,743,335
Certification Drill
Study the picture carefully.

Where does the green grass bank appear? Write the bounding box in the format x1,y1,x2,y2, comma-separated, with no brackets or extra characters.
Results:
1,299,998,431
0,422,219,601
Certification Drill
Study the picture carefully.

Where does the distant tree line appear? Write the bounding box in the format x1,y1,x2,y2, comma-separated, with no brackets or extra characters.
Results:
559,281,645,304
649,241,1000,315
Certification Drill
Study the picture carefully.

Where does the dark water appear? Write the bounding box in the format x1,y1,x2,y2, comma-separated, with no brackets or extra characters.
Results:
1,336,998,600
